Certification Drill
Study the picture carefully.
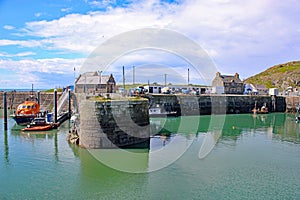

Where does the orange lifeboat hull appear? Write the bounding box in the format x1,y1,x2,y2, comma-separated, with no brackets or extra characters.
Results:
22,125,52,132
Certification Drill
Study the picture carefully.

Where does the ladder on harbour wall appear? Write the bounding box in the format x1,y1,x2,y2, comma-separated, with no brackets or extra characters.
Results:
53,89,69,114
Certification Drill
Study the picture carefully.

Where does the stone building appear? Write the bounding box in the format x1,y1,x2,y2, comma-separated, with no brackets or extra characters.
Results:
212,72,244,94
244,83,268,95
75,72,116,93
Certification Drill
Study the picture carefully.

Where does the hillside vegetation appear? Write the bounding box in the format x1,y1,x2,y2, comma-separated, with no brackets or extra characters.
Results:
245,61,300,91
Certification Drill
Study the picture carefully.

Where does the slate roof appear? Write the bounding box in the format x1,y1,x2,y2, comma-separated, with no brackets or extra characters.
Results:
219,75,243,83
76,72,110,85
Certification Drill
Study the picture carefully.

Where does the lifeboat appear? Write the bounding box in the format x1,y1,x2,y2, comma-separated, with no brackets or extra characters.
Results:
11,101,40,125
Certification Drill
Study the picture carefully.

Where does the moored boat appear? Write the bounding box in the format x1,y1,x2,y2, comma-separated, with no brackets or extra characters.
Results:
149,106,177,117
252,108,269,114
22,124,52,131
21,117,60,131
252,101,268,114
11,101,40,125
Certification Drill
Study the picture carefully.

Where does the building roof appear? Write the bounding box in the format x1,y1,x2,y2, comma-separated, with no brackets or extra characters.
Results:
75,72,111,85
221,75,241,83
217,72,243,83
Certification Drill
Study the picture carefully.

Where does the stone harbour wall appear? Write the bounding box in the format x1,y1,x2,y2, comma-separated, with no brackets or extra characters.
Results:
147,94,286,115
78,97,150,149
0,91,62,111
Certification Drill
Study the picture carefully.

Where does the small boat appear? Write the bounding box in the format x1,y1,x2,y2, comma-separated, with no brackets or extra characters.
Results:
22,124,52,132
252,102,268,114
11,101,40,125
149,105,177,117
252,107,269,114
21,117,60,131
296,115,300,122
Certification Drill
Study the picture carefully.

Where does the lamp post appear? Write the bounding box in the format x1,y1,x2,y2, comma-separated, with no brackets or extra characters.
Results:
98,70,102,93
133,65,135,86
164,74,167,87
188,68,190,86
123,66,125,95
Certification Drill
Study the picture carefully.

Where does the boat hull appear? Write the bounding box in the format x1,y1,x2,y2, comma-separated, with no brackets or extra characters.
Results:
149,112,178,118
11,115,36,126
22,124,52,132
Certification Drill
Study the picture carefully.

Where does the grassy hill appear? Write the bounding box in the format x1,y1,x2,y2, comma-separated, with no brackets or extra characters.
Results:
245,61,300,91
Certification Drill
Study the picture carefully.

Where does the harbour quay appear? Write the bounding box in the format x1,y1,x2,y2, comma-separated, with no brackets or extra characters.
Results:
145,94,286,115
71,94,150,149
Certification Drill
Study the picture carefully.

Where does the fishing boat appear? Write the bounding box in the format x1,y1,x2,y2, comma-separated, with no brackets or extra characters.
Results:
11,101,40,125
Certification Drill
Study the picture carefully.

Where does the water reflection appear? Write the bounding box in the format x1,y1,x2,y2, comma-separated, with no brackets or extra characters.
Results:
150,113,300,144
67,144,150,199
2,113,300,174
4,130,9,164
9,122,62,162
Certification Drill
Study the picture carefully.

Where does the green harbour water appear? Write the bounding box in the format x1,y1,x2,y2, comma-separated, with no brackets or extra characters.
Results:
1,111,300,199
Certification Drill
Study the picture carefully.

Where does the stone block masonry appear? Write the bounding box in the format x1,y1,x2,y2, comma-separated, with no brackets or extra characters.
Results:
146,94,286,115
0,91,62,111
78,97,150,149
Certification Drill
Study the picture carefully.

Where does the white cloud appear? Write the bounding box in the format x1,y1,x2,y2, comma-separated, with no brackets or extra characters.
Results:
0,57,83,88
35,12,42,17
3,25,15,30
0,39,42,48
0,51,36,57
22,0,177,53
1,0,300,82
88,0,116,8
61,7,72,12
0,57,84,74
20,0,299,57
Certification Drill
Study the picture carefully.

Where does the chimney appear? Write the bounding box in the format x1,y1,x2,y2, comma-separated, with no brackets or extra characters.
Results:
234,73,239,79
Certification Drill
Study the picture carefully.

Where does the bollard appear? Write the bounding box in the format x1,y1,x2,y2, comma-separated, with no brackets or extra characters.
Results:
54,89,57,123
3,92,8,130
68,89,71,118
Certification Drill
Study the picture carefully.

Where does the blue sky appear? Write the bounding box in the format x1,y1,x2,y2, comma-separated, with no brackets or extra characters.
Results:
0,0,299,89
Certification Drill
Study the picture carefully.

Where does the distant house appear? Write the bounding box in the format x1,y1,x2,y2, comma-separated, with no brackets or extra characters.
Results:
212,72,244,94
244,84,268,95
75,72,116,93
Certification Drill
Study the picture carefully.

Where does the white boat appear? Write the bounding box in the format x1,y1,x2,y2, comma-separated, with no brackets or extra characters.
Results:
149,105,177,117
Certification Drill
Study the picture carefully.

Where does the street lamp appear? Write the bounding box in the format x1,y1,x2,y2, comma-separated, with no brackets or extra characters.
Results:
133,65,135,86
188,68,190,86
98,70,102,93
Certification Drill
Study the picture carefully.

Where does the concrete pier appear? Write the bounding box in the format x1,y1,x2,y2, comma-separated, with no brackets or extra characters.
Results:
76,96,150,149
